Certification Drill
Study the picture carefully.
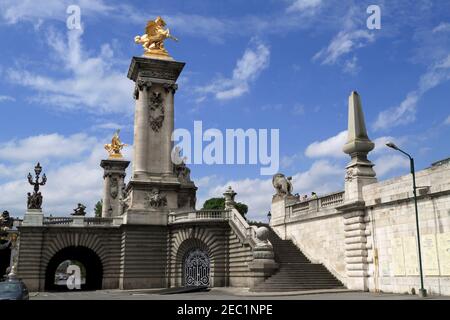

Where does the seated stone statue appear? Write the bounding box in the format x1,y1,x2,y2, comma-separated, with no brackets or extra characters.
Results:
272,173,293,197
71,203,87,216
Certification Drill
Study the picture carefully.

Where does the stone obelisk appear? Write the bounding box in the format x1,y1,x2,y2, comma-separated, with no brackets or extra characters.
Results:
337,91,377,291
123,21,197,225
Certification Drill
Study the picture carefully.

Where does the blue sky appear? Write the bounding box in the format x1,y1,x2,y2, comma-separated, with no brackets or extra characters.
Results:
0,0,449,220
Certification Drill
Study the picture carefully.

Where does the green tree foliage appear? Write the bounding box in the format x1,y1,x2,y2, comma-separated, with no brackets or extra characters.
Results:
94,200,102,218
202,197,225,210
202,197,248,219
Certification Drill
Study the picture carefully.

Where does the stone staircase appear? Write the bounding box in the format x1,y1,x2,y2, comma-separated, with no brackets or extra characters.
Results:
251,224,345,292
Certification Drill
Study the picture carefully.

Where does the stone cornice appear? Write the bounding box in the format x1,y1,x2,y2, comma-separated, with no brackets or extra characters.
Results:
127,56,185,82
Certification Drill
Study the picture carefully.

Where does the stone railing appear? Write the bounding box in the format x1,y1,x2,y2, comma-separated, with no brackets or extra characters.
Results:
320,191,345,207
168,208,258,247
42,216,116,226
289,191,344,216
43,217,73,225
84,217,113,226
168,209,230,224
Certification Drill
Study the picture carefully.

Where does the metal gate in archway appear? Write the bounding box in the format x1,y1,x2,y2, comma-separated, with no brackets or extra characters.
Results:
184,249,210,287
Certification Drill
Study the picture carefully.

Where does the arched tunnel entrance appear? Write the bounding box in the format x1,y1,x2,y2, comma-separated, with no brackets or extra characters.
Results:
45,246,103,291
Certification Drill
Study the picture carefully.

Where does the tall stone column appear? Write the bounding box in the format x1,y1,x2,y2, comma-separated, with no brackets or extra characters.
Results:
337,91,377,291
123,56,197,225
100,159,130,218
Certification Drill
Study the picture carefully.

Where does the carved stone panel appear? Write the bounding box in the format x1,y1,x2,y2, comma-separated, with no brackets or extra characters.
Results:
148,91,165,132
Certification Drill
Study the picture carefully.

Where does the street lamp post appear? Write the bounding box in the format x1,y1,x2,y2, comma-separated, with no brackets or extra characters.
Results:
386,142,427,297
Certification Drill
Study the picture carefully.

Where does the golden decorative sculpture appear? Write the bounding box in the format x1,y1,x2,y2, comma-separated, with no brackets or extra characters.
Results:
134,16,178,58
105,129,127,159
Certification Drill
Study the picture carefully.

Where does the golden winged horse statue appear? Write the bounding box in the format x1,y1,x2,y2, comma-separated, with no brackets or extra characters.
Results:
134,16,178,58
104,129,127,159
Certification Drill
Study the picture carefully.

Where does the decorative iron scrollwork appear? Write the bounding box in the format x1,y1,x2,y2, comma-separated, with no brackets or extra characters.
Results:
184,249,210,287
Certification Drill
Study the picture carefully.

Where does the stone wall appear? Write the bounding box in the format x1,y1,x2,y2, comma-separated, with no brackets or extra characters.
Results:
363,160,450,295
227,228,253,287
119,225,168,289
271,159,450,296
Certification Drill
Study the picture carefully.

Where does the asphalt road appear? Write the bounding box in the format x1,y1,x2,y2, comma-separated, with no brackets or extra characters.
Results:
30,287,450,300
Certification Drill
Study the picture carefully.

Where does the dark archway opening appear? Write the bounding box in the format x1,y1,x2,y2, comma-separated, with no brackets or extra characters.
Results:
0,240,11,278
45,246,103,291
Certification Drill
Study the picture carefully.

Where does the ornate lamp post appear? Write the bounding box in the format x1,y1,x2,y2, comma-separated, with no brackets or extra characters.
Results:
386,142,427,297
27,162,47,209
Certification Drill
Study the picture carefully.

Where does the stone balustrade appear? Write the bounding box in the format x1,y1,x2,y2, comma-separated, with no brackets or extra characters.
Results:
168,209,230,224
288,191,344,216
41,216,116,227
168,208,259,247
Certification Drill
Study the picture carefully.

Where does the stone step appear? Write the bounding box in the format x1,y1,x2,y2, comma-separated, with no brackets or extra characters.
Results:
263,280,342,285
248,225,345,293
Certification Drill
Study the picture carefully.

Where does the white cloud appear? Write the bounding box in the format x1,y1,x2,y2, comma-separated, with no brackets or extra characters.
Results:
313,30,375,65
373,54,450,131
0,133,97,162
7,28,133,114
292,104,305,115
445,115,450,125
280,153,302,169
0,95,15,102
287,0,323,13
0,0,113,25
373,154,409,178
343,56,360,75
200,159,343,221
196,40,270,101
433,22,450,33
305,130,347,159
0,132,133,217
91,122,125,131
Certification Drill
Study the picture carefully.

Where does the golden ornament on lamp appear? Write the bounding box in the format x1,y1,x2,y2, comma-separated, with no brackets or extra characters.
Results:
134,16,178,59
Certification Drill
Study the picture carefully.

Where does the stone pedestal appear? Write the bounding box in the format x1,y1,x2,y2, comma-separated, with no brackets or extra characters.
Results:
22,209,43,226
248,226,278,288
100,159,130,218
270,195,296,239
71,215,85,227
123,56,196,225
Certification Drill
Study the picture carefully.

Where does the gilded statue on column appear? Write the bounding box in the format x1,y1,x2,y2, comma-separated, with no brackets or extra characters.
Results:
134,16,178,58
105,129,127,159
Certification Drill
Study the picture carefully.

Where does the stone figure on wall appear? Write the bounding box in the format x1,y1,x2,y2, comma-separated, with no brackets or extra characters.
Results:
27,192,43,209
120,190,131,214
71,203,87,216
172,146,192,183
174,161,191,183
272,173,293,197
146,188,167,208
149,91,165,132
0,211,13,236
345,168,354,182
110,178,119,199
0,211,13,229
